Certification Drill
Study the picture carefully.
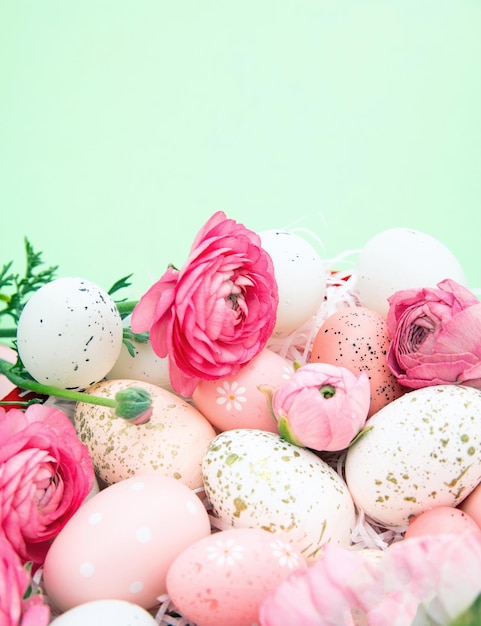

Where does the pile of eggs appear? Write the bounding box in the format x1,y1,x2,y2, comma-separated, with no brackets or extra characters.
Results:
5,225,481,626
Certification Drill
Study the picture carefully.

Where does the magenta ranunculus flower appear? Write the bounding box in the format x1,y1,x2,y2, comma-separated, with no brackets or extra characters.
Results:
259,531,481,626
0,536,50,626
0,404,95,565
386,278,481,389
266,362,371,452
131,211,279,396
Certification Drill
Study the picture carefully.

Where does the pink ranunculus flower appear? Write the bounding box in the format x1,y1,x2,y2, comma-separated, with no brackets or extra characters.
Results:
131,211,279,396
259,530,481,626
0,536,50,626
266,362,371,452
386,278,481,389
0,404,95,565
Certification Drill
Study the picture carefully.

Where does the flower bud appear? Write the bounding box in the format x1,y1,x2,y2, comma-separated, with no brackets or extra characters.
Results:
268,362,371,452
114,387,153,424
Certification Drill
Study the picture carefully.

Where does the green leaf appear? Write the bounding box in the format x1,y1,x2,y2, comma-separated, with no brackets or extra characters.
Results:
450,594,481,626
108,273,133,296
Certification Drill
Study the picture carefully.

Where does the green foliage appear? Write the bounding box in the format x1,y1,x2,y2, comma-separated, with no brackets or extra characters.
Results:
0,238,58,326
451,594,481,626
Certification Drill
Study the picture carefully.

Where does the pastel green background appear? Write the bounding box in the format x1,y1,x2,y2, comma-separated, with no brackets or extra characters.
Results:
1,1,480,301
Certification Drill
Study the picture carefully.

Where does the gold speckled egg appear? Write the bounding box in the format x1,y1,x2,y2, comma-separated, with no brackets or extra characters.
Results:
74,379,217,490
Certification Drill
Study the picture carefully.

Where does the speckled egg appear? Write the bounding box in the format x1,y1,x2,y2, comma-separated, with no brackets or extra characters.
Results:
310,306,405,416
42,475,211,612
16,277,123,390
202,429,356,561
192,349,294,433
345,385,481,527
166,528,307,626
74,379,216,490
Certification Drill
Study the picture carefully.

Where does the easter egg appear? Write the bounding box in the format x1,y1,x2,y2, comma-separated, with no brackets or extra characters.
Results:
404,505,480,540
345,385,481,527
202,429,356,561
16,277,123,390
106,314,173,392
310,306,405,416
74,379,216,490
259,229,326,336
356,228,467,317
192,349,294,433
42,475,211,612
166,528,307,626
49,599,158,626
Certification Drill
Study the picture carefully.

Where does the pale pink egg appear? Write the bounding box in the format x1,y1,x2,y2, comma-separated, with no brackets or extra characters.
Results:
192,349,294,432
404,505,480,540
166,528,307,626
310,306,405,416
43,475,211,612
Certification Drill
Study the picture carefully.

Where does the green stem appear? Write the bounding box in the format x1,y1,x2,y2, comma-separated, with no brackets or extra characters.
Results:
0,358,116,409
116,300,139,318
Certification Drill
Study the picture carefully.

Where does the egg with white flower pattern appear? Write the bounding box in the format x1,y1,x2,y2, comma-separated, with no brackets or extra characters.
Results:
202,429,356,561
166,528,307,626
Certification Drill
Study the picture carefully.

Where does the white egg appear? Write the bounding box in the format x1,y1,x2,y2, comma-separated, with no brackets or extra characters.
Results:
106,315,172,391
259,229,326,336
49,599,157,626
17,277,123,390
202,429,356,561
355,228,467,317
345,385,481,527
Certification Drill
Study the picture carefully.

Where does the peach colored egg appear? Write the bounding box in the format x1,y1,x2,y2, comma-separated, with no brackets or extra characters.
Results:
74,379,216,490
192,349,294,433
458,485,481,529
166,528,307,626
310,306,405,416
42,475,211,612
404,505,480,539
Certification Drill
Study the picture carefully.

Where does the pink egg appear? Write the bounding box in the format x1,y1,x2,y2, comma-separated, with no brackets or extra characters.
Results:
404,505,480,540
166,528,307,626
192,349,294,432
43,475,211,612
310,306,405,416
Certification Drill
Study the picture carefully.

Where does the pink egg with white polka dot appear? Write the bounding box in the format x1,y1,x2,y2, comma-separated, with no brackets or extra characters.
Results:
192,349,294,433
43,475,211,612
166,527,308,626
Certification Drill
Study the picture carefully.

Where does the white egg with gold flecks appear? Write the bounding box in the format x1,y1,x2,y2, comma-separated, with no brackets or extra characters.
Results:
202,429,355,561
345,384,481,528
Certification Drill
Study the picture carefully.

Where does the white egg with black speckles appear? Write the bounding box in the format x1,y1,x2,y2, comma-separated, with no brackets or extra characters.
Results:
202,429,356,561
345,384,481,528
17,277,123,390
310,306,405,416
259,230,326,336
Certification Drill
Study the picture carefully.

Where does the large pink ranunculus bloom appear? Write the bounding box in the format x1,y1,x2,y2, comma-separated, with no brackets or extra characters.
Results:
259,530,481,626
0,404,95,565
386,278,481,389
0,536,50,626
131,211,279,396
268,362,371,451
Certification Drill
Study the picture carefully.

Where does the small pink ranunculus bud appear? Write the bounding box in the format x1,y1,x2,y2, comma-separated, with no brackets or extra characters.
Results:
268,362,371,452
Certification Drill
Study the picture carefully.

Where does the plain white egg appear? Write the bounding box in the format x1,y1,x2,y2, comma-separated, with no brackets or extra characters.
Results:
106,314,172,391
17,277,123,390
355,228,467,317
49,599,158,625
259,229,326,336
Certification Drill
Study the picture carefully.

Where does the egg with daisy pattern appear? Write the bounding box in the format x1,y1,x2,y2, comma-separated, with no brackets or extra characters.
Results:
166,527,307,626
